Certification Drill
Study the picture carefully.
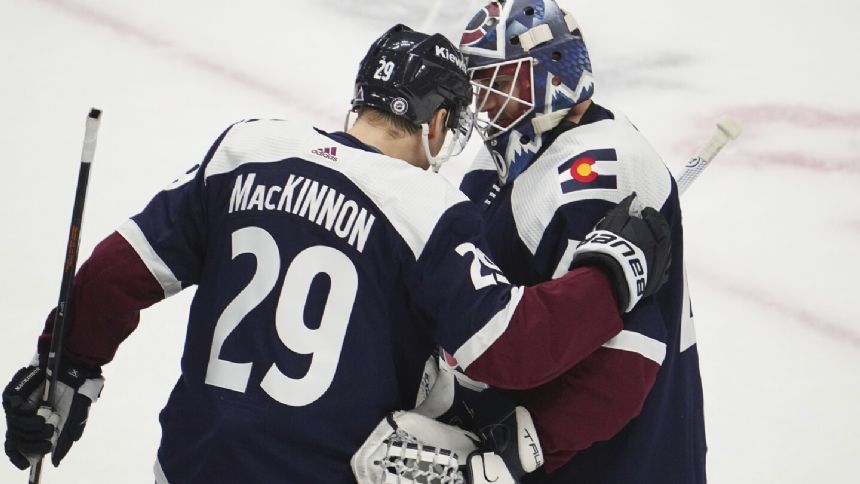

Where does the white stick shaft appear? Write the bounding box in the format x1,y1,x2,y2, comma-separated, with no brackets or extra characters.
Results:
676,116,741,194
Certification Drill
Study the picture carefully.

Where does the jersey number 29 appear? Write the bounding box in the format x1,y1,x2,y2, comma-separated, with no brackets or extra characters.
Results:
204,226,358,406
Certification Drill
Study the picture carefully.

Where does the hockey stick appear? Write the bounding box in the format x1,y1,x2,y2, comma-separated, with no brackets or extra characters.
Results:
29,108,102,484
675,116,742,194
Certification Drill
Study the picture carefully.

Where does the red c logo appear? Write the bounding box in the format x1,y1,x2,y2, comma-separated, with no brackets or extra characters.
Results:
571,156,598,182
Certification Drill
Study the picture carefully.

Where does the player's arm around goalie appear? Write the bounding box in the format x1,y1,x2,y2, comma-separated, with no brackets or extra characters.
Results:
2,194,670,473
355,193,672,484
458,192,670,390
517,190,678,471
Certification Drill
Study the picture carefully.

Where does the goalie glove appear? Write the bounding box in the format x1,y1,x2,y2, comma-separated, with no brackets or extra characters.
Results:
414,353,544,482
571,192,672,313
352,410,479,484
414,350,489,427
2,355,104,469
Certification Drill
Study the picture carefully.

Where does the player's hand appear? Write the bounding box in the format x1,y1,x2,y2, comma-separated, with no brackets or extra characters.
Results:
571,193,671,312
3,355,104,469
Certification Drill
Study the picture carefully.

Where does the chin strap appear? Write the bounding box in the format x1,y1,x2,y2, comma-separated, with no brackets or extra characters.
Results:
531,108,570,134
422,124,460,173
344,110,355,131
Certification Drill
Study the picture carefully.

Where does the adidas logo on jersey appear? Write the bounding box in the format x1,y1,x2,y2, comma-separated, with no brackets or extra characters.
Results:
312,146,338,161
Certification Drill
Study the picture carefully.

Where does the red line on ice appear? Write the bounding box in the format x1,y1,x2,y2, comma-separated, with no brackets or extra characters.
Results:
693,265,860,350
37,0,336,123
731,104,860,129
740,150,860,176
678,104,860,176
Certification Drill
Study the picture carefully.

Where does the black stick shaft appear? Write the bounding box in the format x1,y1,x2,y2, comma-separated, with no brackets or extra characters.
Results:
29,108,102,484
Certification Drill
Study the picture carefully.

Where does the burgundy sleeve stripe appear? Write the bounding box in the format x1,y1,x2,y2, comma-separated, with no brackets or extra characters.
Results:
118,219,182,297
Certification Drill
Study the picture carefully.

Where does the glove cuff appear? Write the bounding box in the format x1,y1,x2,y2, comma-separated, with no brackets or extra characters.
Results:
571,229,648,313
478,406,544,476
34,354,104,402
466,452,518,484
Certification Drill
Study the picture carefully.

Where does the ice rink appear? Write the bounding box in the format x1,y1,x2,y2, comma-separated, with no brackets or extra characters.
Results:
2,0,859,482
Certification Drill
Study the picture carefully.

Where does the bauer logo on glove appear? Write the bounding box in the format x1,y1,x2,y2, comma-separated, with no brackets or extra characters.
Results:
571,193,672,313
577,230,646,296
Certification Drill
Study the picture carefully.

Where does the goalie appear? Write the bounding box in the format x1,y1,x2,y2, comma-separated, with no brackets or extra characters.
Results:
426,1,707,483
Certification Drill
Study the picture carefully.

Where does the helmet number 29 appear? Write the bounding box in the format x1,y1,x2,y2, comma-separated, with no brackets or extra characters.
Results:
204,226,358,407
373,59,396,81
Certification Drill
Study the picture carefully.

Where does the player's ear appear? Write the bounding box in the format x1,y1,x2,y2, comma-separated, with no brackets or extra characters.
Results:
428,108,449,140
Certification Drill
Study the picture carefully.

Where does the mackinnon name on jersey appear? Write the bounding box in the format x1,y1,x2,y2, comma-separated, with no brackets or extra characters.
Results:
229,173,376,253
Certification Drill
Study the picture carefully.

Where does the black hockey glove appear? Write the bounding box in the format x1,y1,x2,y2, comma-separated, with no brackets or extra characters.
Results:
3,356,104,469
571,193,672,313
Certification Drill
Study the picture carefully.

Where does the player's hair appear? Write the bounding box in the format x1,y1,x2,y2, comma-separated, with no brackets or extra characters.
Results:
356,106,421,138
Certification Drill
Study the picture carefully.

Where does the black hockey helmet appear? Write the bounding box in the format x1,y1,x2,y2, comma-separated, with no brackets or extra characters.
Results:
351,24,473,130
350,25,475,169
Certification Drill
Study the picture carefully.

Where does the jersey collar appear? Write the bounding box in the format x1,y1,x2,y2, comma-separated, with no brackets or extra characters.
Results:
314,128,383,154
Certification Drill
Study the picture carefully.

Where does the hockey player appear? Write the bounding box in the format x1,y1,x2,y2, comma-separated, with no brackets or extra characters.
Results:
2,25,671,483
445,1,708,483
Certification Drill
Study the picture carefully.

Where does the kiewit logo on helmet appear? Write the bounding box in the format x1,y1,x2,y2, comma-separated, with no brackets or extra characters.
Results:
312,147,338,161
435,45,467,73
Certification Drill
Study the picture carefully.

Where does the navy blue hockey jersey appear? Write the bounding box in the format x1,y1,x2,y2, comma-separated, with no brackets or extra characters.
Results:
46,118,622,483
460,105,707,483
106,119,525,482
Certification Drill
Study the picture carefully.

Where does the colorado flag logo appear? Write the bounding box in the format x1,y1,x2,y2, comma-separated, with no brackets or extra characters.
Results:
558,148,619,193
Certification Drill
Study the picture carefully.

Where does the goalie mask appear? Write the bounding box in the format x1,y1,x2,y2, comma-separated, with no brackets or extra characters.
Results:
350,24,475,171
460,0,594,183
